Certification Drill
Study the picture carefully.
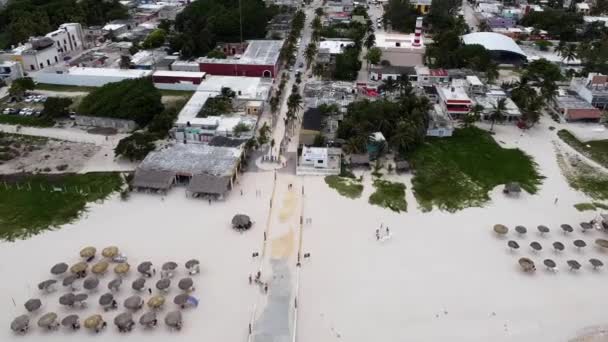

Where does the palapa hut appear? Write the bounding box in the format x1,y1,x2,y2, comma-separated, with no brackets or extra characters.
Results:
394,160,410,173
503,182,522,196
134,143,244,199
349,154,370,168
232,214,252,230
187,174,231,199
131,169,176,193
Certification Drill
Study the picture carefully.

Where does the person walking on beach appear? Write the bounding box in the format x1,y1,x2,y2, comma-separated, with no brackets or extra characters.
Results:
248,275,252,284
376,229,380,240
264,283,268,293
554,197,558,205
148,288,152,295
386,227,389,236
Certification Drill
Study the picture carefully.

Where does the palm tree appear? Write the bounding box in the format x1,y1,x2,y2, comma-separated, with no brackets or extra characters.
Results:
485,63,499,84
364,34,376,50
380,78,397,96
390,119,419,154
345,134,367,154
554,40,567,56
478,20,491,32
304,43,317,69
489,98,507,132
312,63,325,79
396,75,412,97
562,43,578,63
270,96,280,114
465,103,484,128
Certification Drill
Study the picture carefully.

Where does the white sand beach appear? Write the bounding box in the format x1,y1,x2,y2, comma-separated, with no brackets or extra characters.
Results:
2,117,608,341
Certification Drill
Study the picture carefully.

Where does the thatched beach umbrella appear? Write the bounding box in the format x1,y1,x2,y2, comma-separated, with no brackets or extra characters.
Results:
137,262,153,276
24,298,42,312
139,311,157,328
232,214,252,229
38,279,57,292
83,277,99,290
84,314,106,333
61,314,80,330
124,295,144,311
92,261,109,275
590,258,604,269
156,278,171,291
37,312,59,330
63,274,77,288
73,293,88,306
108,278,122,292
80,246,96,259
132,278,146,291
174,293,189,307
543,259,556,270
561,224,574,234
530,241,542,252
596,239,608,249
568,260,582,270
162,262,178,271
581,222,594,232
114,312,135,332
50,262,68,275
574,239,587,249
114,263,130,276
515,225,527,235
99,293,117,310
494,224,508,235
518,257,536,272
11,315,30,334
537,225,550,234
70,262,88,276
507,240,520,250
553,241,565,252
59,293,75,307
185,259,199,269
147,295,165,310
102,246,119,259
178,278,194,291
164,311,182,330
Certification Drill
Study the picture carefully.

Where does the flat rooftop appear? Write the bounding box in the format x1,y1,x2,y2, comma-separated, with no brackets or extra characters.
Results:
555,95,598,109
375,32,424,49
153,70,206,78
437,85,471,102
319,40,355,54
64,67,152,78
198,40,283,65
175,76,271,125
139,143,242,177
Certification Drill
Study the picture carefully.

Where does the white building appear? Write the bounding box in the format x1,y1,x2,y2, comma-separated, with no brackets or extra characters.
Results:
0,60,24,82
0,23,84,72
31,67,152,87
319,39,355,55
435,83,473,119
296,146,341,176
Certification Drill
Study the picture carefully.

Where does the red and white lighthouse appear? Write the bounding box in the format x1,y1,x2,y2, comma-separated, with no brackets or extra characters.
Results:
412,17,423,47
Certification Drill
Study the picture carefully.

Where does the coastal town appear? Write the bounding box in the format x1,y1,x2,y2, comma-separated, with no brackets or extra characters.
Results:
1,0,608,341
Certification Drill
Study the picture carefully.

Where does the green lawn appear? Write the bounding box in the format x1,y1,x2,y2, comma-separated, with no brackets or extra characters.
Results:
0,114,55,127
35,83,194,98
0,173,123,241
410,127,544,212
369,179,407,212
325,175,363,199
558,129,608,169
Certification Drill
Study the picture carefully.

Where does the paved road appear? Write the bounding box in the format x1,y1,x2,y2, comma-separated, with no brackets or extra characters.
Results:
357,3,385,83
462,0,479,31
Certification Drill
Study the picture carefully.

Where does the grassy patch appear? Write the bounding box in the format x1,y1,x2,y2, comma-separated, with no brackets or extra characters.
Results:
0,173,123,241
35,83,98,93
35,83,194,99
574,203,597,211
369,179,407,212
325,175,363,199
0,115,54,127
593,202,608,210
556,148,608,201
558,129,608,169
410,127,544,212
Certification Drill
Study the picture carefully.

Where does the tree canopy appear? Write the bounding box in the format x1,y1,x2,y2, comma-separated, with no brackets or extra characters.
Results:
115,132,156,161
383,0,418,33
141,29,167,49
172,0,277,58
0,0,128,48
519,9,583,41
78,78,164,126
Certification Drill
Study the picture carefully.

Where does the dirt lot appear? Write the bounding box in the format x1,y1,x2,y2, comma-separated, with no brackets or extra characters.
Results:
0,133,99,174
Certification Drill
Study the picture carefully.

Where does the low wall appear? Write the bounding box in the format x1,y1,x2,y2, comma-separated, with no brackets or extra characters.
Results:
74,115,137,132
154,82,199,91
296,165,340,176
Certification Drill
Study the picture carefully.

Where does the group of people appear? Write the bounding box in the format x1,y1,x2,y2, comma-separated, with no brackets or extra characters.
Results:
376,224,390,241
248,271,269,294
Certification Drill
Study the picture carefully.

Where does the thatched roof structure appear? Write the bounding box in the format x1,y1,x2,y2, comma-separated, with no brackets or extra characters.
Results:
350,154,370,166
187,174,230,196
132,169,175,190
